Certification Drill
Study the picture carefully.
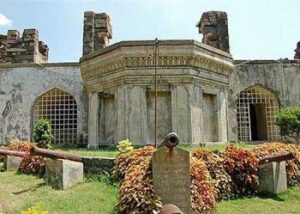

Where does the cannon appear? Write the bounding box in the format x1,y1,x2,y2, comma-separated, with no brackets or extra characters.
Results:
0,149,26,157
258,152,296,165
30,147,83,162
158,132,179,149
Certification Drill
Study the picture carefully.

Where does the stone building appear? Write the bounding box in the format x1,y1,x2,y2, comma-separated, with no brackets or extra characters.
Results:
0,10,299,146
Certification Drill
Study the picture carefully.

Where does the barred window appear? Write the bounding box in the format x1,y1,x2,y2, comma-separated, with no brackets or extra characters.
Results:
33,88,78,144
237,85,280,142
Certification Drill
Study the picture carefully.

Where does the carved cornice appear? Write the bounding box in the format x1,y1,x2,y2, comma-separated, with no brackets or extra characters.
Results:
81,54,234,84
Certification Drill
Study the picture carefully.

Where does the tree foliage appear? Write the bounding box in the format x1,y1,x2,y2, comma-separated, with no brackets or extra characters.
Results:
32,119,53,148
276,106,300,143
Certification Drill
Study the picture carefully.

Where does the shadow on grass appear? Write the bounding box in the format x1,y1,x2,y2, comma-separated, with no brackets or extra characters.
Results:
228,192,286,203
256,192,285,201
12,183,47,195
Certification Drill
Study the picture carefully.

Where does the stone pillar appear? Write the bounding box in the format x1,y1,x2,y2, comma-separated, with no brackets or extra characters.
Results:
258,161,287,194
190,85,202,144
171,85,192,144
218,91,228,142
44,159,84,190
197,11,230,53
4,155,23,171
88,92,99,148
115,86,147,145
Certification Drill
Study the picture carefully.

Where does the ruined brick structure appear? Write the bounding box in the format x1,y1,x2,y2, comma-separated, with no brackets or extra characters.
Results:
83,11,112,55
0,10,299,146
197,11,230,53
294,41,300,59
0,29,48,64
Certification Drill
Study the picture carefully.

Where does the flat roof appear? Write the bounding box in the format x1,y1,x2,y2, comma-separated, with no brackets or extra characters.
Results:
80,39,233,62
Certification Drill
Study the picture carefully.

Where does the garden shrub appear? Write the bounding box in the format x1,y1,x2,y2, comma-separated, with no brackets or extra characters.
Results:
221,145,259,196
253,142,300,186
117,146,162,214
190,157,217,213
114,146,217,214
32,119,53,148
7,138,46,177
276,106,300,143
192,150,236,200
116,139,134,153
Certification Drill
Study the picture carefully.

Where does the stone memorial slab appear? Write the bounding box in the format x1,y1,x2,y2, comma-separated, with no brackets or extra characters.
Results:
153,147,191,214
4,155,23,171
44,159,83,190
258,161,287,194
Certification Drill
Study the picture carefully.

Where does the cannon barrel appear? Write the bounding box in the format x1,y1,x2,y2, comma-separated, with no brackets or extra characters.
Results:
0,149,26,157
158,132,179,149
258,152,296,165
30,147,83,162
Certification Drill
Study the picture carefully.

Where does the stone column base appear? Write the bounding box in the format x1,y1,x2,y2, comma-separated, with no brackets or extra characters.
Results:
258,161,287,194
4,155,23,171
44,159,84,190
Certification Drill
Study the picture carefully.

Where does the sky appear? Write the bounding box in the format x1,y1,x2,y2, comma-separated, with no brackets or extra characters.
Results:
0,0,299,62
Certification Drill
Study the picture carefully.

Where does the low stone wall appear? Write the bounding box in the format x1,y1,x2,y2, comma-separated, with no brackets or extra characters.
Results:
82,157,115,175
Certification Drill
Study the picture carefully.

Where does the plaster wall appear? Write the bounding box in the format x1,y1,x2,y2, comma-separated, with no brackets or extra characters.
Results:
0,63,88,145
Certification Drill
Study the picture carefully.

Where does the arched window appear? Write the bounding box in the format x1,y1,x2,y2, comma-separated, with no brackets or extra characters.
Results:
237,85,280,141
33,88,78,144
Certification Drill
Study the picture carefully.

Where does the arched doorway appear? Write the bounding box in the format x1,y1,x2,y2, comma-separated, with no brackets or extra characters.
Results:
32,88,78,144
237,85,280,141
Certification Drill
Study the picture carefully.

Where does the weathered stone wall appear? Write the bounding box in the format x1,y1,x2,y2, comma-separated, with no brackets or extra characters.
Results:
228,60,300,141
0,29,48,64
81,40,233,146
0,63,88,145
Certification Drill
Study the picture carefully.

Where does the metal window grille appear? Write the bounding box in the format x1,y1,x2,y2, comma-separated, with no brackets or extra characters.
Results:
237,85,280,141
33,88,78,144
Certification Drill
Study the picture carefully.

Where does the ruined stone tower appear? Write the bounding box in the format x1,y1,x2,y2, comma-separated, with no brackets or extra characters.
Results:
294,41,300,59
82,11,112,56
0,29,48,64
197,11,230,53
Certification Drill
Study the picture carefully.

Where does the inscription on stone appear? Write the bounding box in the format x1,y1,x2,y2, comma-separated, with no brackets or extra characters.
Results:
153,147,191,214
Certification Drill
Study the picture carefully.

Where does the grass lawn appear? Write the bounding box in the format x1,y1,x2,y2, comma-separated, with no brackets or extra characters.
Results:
0,163,118,214
1,142,299,213
217,187,300,214
53,142,255,158
1,161,300,213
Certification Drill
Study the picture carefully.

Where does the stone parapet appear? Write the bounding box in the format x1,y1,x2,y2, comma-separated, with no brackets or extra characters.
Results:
0,29,48,64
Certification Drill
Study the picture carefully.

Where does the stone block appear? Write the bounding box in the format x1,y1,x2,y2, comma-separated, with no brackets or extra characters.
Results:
82,157,115,175
3,155,23,171
258,161,287,194
44,159,83,190
153,147,191,214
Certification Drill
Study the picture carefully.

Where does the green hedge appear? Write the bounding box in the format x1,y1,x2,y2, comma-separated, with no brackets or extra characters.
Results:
276,106,300,143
